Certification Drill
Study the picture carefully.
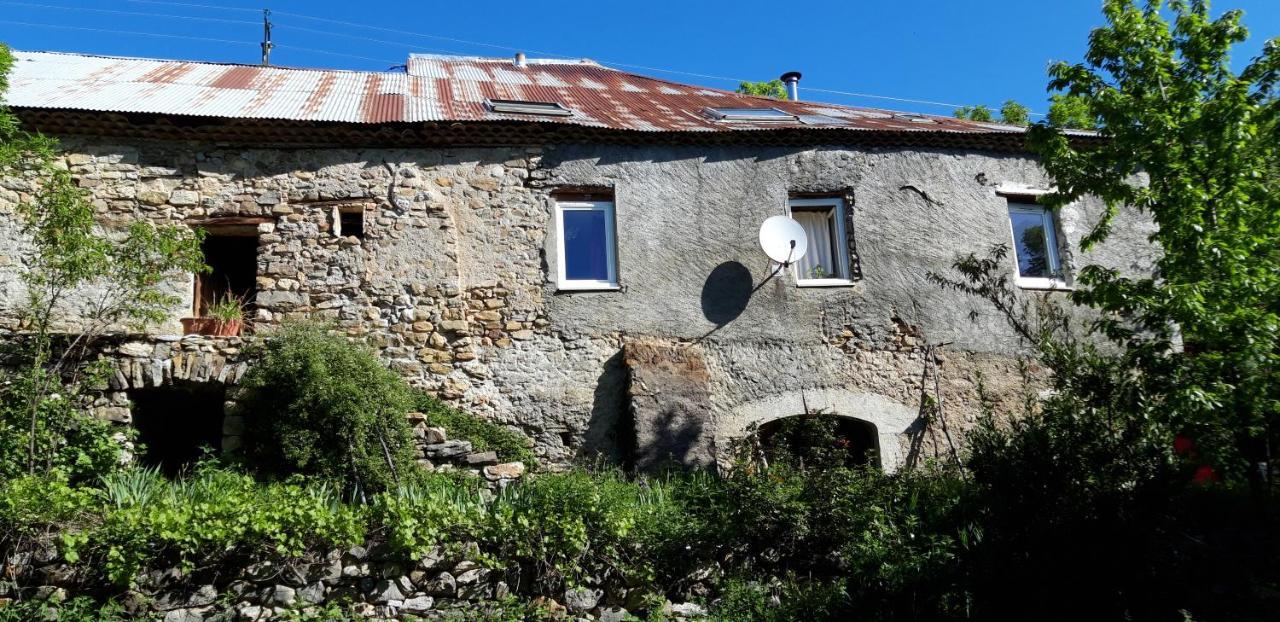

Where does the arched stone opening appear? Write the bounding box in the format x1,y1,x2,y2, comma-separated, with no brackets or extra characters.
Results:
757,414,880,468
720,388,917,472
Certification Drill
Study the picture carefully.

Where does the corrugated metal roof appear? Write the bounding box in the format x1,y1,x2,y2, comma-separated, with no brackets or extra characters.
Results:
4,50,1031,136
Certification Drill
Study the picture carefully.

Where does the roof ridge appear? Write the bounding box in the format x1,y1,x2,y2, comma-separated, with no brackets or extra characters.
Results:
407,53,599,66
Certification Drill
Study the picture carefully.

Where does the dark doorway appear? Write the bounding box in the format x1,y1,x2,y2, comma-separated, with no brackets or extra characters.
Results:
758,415,879,469
129,382,226,475
195,234,258,317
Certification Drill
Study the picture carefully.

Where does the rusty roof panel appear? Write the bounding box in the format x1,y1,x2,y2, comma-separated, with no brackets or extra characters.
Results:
4,50,1034,138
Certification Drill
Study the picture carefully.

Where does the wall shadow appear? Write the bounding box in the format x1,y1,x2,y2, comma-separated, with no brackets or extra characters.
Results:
579,349,631,466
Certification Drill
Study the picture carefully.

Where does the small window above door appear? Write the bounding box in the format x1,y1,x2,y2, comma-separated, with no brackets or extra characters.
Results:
788,197,853,287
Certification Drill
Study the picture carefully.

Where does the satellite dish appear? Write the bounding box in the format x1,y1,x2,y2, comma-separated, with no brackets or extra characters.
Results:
759,215,808,265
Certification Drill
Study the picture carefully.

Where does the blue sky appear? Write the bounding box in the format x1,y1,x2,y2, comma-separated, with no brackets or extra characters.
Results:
0,0,1276,118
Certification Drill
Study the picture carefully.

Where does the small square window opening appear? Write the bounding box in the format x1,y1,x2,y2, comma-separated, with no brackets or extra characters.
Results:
1007,201,1066,289
338,208,364,240
788,197,852,286
555,199,619,290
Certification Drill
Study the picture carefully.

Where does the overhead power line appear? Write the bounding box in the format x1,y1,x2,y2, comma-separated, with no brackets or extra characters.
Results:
0,0,257,24
100,0,1044,115
122,0,257,13
0,19,254,46
272,23,470,58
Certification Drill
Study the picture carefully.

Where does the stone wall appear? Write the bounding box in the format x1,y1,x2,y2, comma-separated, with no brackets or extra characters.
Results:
0,137,1157,467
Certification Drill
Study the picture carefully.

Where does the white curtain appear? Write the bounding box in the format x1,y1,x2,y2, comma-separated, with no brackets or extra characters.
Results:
794,210,836,279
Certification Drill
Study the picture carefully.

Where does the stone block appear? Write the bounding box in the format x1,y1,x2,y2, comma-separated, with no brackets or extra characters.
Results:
423,440,472,459
463,451,498,465
168,190,199,205
482,461,526,480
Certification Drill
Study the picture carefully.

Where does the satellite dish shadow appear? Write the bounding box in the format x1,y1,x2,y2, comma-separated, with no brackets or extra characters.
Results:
700,261,754,328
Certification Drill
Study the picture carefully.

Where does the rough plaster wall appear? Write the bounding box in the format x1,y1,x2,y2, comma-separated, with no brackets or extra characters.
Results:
542,143,1156,463
0,137,1157,466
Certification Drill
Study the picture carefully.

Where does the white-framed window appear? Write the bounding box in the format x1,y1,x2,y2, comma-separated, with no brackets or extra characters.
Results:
555,199,619,290
788,197,853,286
1006,201,1066,289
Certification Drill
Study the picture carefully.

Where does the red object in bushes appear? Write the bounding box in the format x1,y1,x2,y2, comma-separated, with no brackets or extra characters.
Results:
1173,435,1194,455
1192,465,1218,485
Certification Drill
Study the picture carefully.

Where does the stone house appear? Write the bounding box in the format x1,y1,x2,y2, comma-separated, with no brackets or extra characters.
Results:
0,50,1157,470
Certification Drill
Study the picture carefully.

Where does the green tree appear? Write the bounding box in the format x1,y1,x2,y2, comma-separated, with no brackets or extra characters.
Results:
0,44,205,479
999,99,1031,125
1027,0,1280,485
1045,93,1097,129
954,104,994,122
736,79,787,100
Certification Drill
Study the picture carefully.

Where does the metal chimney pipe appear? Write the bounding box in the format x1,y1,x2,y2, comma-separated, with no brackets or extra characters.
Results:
780,71,802,101
514,52,527,68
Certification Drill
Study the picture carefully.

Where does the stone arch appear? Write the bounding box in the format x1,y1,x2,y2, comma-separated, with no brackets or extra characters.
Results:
719,388,917,471
94,338,251,457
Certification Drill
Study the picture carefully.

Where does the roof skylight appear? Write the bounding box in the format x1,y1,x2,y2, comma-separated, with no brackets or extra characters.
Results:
892,113,937,124
485,99,574,117
704,107,798,122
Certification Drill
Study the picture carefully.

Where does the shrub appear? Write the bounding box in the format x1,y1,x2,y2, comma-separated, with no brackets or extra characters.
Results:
0,359,137,483
236,323,416,495
0,474,96,538
487,469,665,590
0,596,126,622
372,474,490,559
710,578,848,622
413,391,536,465
65,465,366,585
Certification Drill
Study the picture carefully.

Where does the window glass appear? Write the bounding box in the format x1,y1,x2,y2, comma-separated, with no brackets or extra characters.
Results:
1007,202,1062,284
563,209,610,281
794,209,838,280
789,197,850,284
555,199,618,289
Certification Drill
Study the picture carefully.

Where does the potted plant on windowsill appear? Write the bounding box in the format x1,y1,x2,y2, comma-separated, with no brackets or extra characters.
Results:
181,294,245,336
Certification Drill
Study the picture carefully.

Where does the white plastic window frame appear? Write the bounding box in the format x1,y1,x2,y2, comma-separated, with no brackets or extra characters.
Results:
555,199,620,291
787,197,853,287
1006,201,1067,290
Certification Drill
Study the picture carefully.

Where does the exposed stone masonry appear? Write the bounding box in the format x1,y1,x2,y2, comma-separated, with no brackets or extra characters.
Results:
0,136,1159,467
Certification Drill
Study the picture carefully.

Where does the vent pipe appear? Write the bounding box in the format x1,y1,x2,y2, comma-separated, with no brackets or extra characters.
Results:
514,52,527,68
780,71,802,101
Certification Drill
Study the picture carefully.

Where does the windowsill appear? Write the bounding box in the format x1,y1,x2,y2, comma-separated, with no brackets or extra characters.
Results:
1015,277,1072,291
796,278,856,288
556,282,622,292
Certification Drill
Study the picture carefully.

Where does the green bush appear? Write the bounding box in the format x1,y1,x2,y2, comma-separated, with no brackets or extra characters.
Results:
0,474,96,538
63,465,366,586
236,323,416,495
0,596,126,622
372,475,490,559
487,469,669,590
0,361,136,484
710,578,848,622
413,391,536,465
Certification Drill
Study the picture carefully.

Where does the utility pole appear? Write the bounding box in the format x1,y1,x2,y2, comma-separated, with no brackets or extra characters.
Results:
260,8,274,66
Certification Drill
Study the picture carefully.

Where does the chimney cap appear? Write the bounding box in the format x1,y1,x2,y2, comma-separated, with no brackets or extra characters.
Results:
514,52,527,68
779,71,802,83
